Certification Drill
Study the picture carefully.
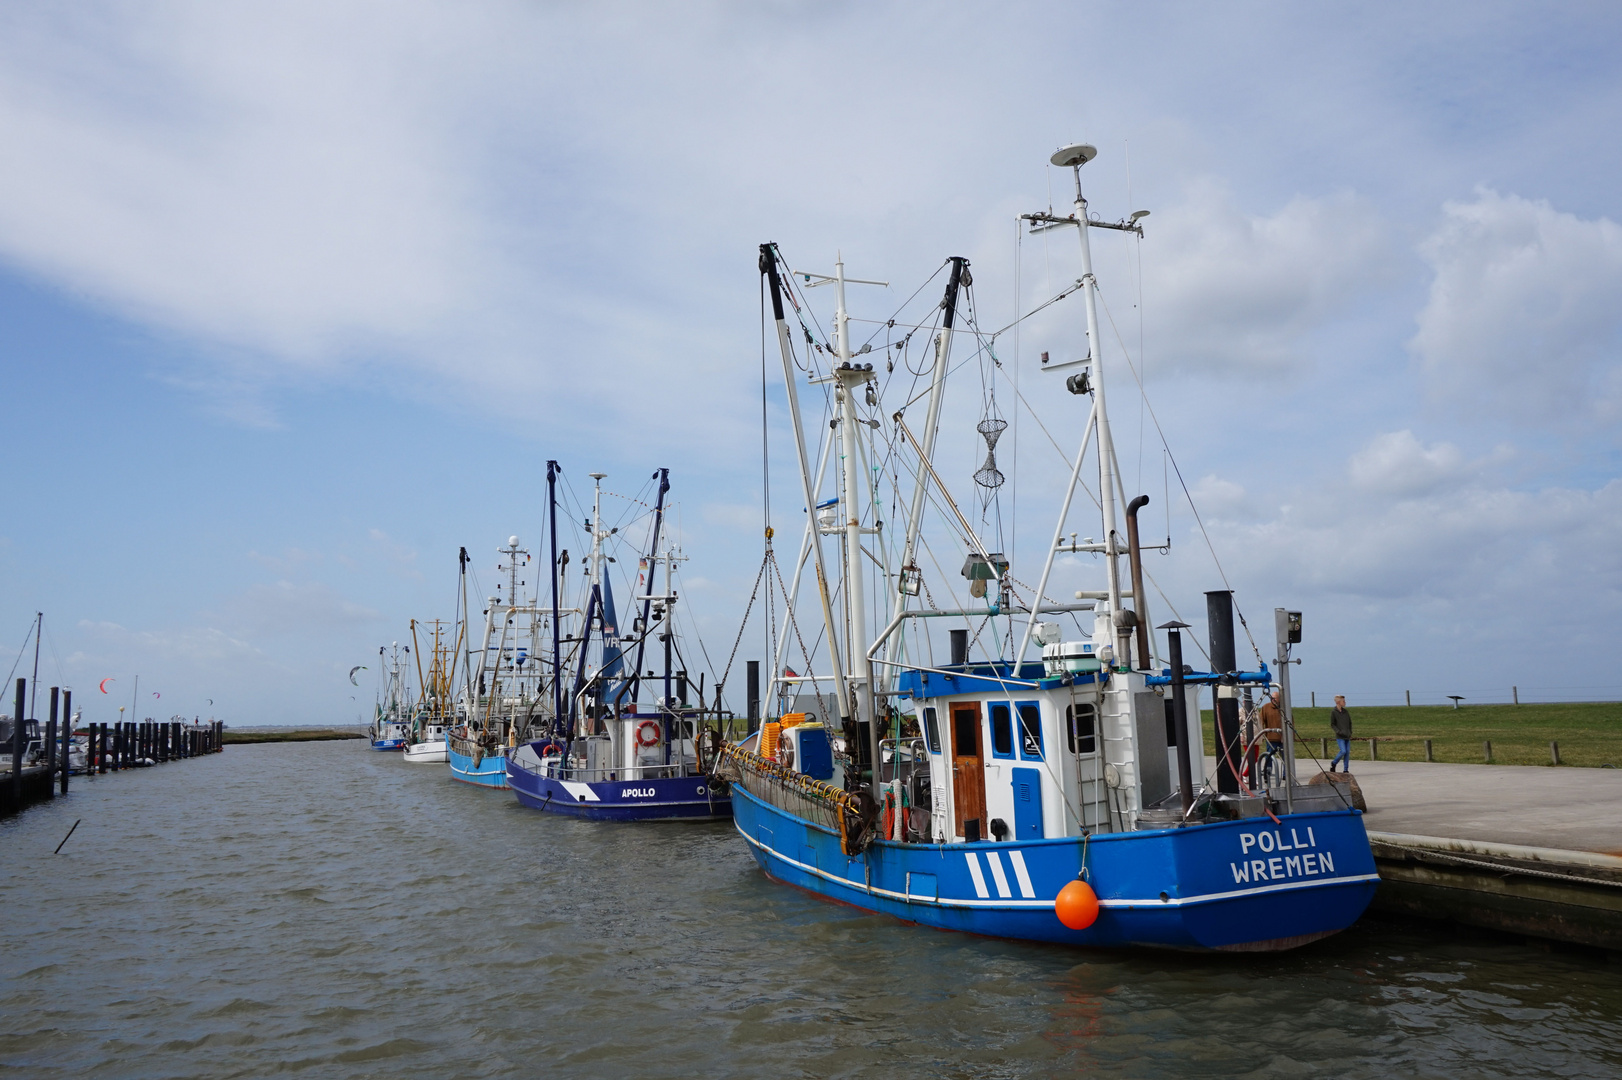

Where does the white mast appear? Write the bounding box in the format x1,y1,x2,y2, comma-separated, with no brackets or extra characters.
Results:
831,254,882,775
759,245,849,721
589,474,607,587
1060,146,1125,629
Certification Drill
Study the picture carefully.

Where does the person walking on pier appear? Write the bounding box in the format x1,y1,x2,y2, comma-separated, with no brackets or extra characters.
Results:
1329,695,1353,772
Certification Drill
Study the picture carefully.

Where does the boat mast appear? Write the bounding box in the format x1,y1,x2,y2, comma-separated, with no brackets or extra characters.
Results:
628,469,670,710
759,245,848,721
1062,148,1126,630
458,546,472,719
548,460,562,731
891,257,966,657
831,253,881,779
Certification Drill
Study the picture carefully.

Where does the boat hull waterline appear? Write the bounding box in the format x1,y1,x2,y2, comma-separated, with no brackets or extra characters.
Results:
447,741,509,789
731,784,1378,951
403,740,448,764
508,759,730,821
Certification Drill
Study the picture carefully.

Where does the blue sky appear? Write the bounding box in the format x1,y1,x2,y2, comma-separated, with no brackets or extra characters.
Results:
2,2,1620,724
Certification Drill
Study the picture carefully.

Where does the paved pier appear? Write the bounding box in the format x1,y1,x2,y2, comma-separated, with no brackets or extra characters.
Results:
1352,760,1622,856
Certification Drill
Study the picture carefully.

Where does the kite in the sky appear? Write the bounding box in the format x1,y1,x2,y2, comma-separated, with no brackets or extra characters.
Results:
207,698,213,706
349,666,366,686
99,678,114,693
153,691,161,699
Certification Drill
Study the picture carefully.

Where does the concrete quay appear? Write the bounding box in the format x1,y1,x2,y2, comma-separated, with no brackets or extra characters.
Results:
1329,760,1620,950
1352,759,1622,855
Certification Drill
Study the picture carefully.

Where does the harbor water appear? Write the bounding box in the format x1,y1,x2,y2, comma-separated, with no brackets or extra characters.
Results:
2,742,1617,1078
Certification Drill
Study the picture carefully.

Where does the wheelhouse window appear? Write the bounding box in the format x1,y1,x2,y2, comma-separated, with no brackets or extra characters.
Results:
1066,703,1097,755
1017,702,1043,760
989,702,1014,758
923,707,941,754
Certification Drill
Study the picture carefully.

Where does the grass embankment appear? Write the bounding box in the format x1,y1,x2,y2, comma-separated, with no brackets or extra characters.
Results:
223,729,366,744
1201,701,1622,769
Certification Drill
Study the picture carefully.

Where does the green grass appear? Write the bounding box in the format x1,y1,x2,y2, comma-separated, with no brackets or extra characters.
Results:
223,729,366,744
1201,701,1622,769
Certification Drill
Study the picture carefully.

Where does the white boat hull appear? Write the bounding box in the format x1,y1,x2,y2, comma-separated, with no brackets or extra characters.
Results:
403,740,448,764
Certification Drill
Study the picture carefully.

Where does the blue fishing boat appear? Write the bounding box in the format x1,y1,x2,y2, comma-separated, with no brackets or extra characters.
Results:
368,642,412,751
508,465,730,820
447,536,546,788
722,148,1377,952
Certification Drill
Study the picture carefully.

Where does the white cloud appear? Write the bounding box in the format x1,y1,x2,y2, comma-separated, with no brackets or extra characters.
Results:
1209,432,1622,606
1411,188,1622,423
1140,180,1391,373
1189,473,1249,515
0,3,539,398
1346,430,1471,497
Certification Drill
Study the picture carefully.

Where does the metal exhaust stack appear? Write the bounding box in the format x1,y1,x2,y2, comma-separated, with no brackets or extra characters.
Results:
1124,496,1152,670
1160,622,1196,816
1206,591,1241,794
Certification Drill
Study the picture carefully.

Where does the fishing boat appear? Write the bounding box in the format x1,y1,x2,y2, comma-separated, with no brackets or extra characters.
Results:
368,642,412,751
403,613,459,764
507,466,731,820
447,536,549,787
720,145,1376,951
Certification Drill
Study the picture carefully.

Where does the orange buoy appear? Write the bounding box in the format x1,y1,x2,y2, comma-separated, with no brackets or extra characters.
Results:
1055,877,1100,930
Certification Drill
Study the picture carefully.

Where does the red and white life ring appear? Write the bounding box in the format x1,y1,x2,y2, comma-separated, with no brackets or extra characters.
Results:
635,720,662,748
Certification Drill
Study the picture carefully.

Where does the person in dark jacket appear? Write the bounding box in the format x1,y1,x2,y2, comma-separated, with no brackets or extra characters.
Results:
1329,695,1352,772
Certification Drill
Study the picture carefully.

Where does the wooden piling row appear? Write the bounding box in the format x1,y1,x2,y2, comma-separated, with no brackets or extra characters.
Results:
3,675,224,816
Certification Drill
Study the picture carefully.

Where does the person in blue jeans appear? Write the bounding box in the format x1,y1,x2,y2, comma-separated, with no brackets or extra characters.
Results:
1329,695,1353,772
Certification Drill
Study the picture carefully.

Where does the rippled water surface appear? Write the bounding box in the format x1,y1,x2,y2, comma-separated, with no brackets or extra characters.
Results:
2,741,1618,1078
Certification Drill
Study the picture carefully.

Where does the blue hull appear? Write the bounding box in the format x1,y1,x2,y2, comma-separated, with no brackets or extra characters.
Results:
731,784,1377,951
447,743,509,788
508,761,729,821
371,738,407,751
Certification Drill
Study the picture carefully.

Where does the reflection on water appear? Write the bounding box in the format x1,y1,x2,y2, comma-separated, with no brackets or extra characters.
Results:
2,741,1616,1078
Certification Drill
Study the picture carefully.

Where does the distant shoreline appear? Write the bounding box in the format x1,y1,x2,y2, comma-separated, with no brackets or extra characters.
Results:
224,728,366,744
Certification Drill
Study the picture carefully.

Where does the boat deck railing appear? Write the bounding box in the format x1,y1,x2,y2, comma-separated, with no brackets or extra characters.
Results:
508,757,700,783
718,742,875,855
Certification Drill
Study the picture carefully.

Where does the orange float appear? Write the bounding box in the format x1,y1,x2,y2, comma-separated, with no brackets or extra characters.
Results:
1054,877,1100,930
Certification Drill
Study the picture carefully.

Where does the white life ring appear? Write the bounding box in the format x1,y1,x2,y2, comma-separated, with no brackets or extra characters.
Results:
635,720,662,748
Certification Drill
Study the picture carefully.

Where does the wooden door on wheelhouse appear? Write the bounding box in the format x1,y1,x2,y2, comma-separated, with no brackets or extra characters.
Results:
950,702,986,841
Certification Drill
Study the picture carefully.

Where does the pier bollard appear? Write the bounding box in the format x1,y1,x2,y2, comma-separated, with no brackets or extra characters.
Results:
44,718,56,800
60,689,71,794
46,687,59,785
1484,740,1493,763
1424,739,1433,762
1369,738,1378,761
1550,741,1561,765
1320,738,1328,756
11,678,23,806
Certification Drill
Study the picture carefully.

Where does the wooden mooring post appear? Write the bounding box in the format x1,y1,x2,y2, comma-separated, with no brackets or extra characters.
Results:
60,688,70,794
1424,738,1434,762
1484,740,1493,763
1551,741,1561,765
11,677,25,806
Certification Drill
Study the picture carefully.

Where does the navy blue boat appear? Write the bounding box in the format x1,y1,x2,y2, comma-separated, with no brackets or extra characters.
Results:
507,465,730,821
